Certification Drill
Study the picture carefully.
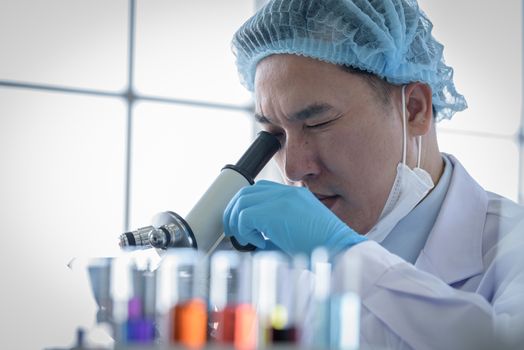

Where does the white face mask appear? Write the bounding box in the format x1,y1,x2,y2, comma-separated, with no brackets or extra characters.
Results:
365,85,434,243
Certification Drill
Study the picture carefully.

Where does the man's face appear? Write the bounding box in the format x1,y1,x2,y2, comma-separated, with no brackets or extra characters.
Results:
254,54,404,234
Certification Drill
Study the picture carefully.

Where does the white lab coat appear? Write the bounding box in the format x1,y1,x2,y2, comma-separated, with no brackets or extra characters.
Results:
340,155,524,349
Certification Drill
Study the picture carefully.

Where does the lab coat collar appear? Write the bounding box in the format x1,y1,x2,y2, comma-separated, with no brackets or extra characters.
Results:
415,154,487,285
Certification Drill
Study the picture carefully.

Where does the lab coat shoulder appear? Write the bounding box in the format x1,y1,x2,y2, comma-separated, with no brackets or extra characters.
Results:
485,190,524,245
342,155,524,349
417,155,524,286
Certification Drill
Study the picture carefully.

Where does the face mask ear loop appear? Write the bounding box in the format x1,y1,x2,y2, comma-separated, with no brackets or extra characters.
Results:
401,85,407,165
417,136,422,168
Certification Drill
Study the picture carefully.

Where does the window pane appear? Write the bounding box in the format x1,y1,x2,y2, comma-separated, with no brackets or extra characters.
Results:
134,0,253,106
437,130,519,202
0,0,128,90
419,0,522,136
0,89,126,349
130,102,253,229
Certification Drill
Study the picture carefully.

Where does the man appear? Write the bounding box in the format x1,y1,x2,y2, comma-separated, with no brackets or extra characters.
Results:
223,0,524,348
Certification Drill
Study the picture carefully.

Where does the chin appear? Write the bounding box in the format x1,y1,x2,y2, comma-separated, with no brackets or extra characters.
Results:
333,208,373,235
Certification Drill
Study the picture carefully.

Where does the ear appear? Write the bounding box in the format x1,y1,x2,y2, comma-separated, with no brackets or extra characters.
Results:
404,82,433,136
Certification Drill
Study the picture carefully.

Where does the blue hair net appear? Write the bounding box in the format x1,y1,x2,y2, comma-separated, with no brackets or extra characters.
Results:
232,0,467,120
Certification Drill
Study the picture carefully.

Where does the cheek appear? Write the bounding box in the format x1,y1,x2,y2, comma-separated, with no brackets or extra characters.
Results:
318,127,365,165
319,123,399,187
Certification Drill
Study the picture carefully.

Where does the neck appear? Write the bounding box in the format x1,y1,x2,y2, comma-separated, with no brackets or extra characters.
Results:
421,123,444,185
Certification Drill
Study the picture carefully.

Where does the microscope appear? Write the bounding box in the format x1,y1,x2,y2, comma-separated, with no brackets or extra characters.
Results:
118,131,281,255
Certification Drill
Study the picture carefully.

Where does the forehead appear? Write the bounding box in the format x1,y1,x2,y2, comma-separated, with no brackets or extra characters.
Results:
254,54,377,113
255,54,344,90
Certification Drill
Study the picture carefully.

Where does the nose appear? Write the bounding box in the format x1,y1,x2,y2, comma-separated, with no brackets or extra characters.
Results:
282,135,320,182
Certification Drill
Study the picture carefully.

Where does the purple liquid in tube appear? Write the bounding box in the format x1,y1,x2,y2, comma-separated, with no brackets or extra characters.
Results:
126,297,155,342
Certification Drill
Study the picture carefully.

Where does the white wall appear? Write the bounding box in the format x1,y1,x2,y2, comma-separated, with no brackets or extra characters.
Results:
419,0,522,201
0,0,254,348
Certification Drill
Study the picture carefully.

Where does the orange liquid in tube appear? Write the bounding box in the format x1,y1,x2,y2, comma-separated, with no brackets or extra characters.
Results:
234,304,257,350
215,304,257,349
169,299,207,348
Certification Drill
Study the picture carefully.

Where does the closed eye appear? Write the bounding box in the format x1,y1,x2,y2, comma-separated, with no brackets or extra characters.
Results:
307,120,332,129
306,115,341,129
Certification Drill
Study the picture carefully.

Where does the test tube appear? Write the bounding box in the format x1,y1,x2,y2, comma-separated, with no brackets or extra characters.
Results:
156,248,208,348
209,251,256,349
270,256,305,343
252,251,300,346
126,266,156,343
110,254,132,343
330,252,362,350
110,253,156,344
310,248,332,348
85,257,113,325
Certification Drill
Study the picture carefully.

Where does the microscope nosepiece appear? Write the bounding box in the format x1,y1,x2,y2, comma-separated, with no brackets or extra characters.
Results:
149,228,169,248
118,213,196,250
118,226,155,248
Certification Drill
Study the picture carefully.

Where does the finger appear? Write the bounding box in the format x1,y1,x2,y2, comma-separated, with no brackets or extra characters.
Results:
236,208,267,248
224,184,276,222
223,186,264,236
255,179,280,187
255,180,292,195
225,189,279,236
233,234,249,246
241,230,266,249
223,188,244,237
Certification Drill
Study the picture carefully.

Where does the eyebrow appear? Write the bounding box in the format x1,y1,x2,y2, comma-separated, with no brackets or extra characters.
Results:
254,103,334,124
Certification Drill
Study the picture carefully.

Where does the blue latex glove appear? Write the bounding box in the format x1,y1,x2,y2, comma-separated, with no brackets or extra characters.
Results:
223,180,366,257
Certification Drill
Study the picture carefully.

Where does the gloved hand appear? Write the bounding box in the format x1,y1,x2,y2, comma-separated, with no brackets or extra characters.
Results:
223,180,366,257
